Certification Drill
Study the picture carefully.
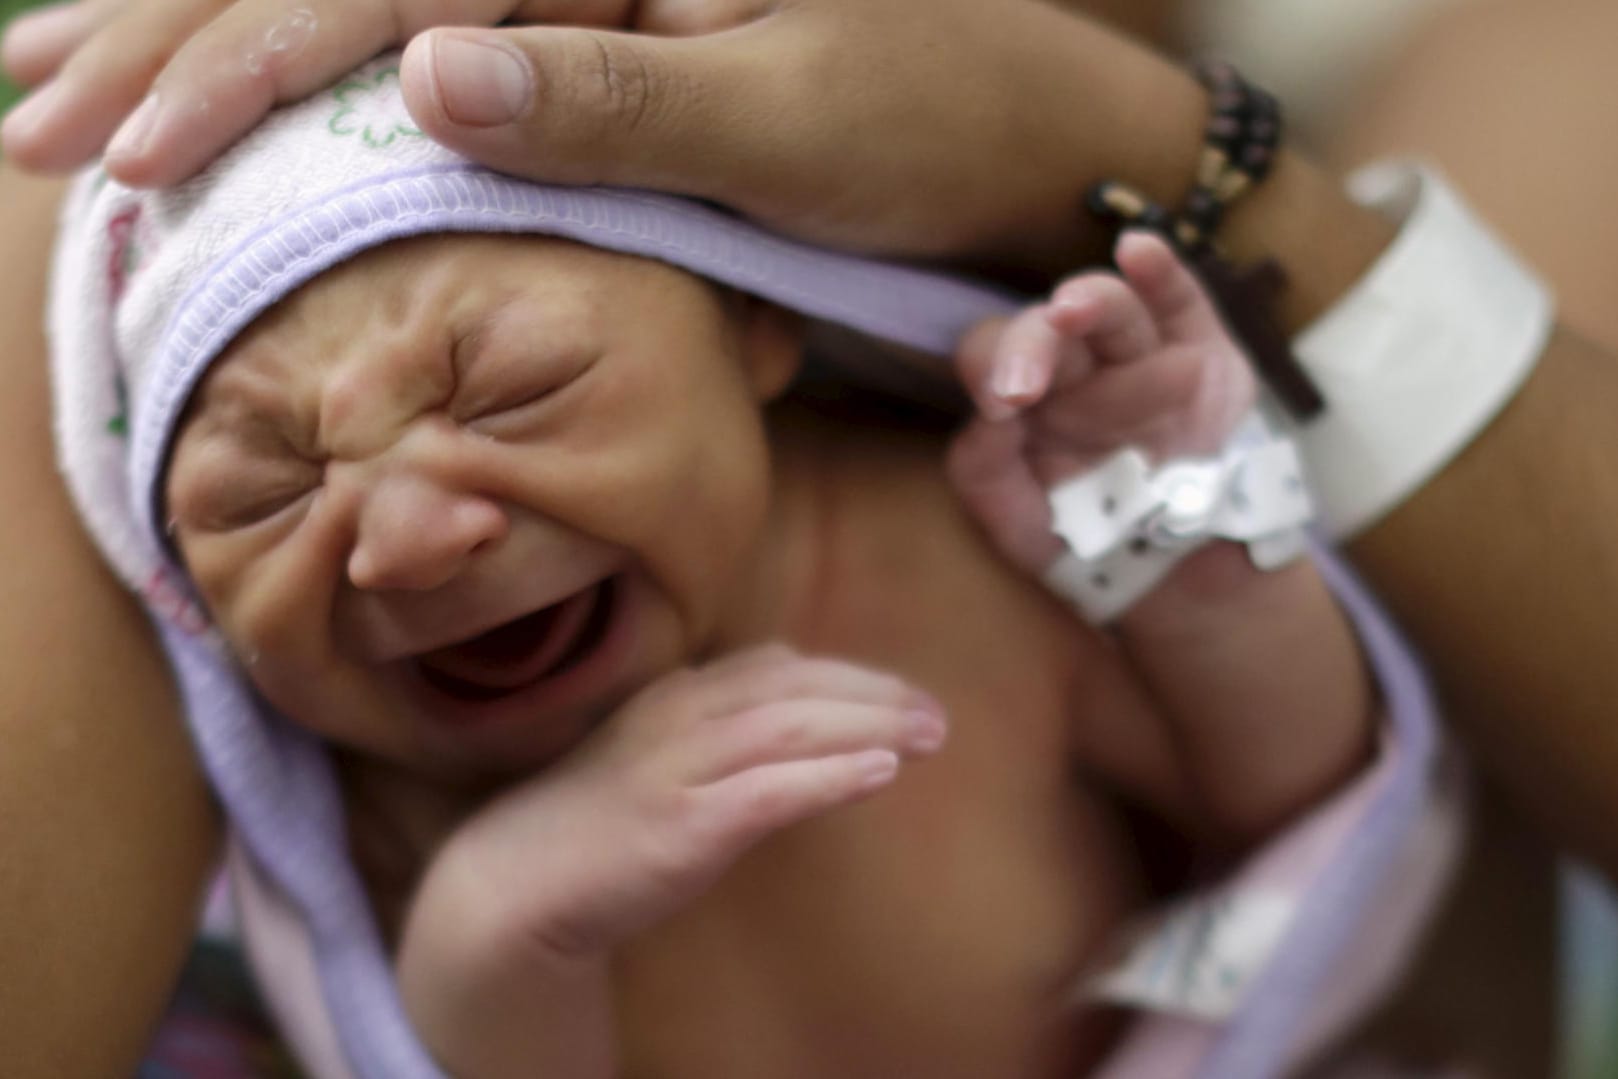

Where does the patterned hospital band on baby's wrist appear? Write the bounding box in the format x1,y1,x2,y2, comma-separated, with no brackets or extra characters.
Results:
1042,409,1315,624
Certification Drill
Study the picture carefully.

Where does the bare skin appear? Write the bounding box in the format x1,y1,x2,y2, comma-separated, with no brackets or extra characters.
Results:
1326,0,1618,352
353,402,1155,1077
0,164,220,1079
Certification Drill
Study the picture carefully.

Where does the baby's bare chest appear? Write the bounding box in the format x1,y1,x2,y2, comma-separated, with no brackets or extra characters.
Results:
611,569,1154,1077
613,734,1139,1078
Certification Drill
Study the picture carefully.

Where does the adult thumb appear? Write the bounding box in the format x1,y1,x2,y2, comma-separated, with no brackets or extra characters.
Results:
400,23,784,200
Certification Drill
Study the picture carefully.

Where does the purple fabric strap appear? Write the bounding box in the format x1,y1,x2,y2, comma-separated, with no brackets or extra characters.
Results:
1202,538,1440,1079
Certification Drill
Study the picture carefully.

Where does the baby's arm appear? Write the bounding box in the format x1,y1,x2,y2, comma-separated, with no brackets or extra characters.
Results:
949,232,1371,845
396,645,946,1078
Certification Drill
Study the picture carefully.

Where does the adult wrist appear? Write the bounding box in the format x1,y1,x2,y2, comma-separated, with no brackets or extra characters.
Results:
974,19,1206,279
1217,149,1399,331
998,25,1395,326
1290,161,1554,539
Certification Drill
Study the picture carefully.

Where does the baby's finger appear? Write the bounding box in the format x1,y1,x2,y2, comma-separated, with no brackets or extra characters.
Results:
1114,230,1228,347
1,0,99,88
680,698,945,784
1046,270,1160,367
983,303,1074,416
1029,342,1203,453
684,648,934,721
695,749,900,847
946,416,1064,573
954,316,1012,419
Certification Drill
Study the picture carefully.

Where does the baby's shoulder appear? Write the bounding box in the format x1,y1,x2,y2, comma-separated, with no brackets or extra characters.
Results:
768,396,1116,741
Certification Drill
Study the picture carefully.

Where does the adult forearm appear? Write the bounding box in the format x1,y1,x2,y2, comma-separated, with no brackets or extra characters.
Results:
1348,326,1618,876
0,165,221,1077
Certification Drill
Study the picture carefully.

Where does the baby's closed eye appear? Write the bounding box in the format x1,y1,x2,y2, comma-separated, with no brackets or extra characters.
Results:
169,455,323,533
451,344,599,439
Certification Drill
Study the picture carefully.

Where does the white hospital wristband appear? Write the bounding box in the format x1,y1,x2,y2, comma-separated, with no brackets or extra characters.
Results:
1293,161,1555,539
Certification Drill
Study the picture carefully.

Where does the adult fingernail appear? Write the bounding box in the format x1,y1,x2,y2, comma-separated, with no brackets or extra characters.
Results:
107,94,160,163
0,85,55,148
429,33,531,128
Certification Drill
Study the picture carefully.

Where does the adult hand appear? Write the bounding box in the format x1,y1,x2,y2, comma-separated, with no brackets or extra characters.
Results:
2,0,1200,267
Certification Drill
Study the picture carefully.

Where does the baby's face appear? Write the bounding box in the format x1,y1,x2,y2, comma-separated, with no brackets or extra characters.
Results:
166,234,800,779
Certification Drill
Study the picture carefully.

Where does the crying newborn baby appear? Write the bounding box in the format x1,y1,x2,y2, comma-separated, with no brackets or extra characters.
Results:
50,57,1448,1079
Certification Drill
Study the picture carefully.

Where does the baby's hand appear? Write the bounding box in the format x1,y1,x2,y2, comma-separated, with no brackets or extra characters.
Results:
404,644,946,965
947,231,1256,577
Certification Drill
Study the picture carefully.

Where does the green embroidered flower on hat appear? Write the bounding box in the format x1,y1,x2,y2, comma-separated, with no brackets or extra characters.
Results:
327,67,423,149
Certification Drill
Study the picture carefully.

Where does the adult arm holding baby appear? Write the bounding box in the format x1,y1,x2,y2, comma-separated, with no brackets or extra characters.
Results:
0,164,220,1079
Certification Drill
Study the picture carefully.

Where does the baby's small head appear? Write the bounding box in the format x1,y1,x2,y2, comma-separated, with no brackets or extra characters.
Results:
164,233,803,779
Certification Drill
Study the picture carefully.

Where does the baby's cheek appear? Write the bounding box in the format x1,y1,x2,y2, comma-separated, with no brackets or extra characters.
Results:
650,418,773,624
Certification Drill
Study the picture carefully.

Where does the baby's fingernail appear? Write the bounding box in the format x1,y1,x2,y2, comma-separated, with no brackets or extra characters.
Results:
1048,294,1099,328
855,750,901,788
107,94,160,163
904,709,947,753
429,33,531,127
979,396,1016,422
990,352,1041,405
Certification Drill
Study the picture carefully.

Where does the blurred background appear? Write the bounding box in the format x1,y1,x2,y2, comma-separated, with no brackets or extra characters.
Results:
0,0,30,112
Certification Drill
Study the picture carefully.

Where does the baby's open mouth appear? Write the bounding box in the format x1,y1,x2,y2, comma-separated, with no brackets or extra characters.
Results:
415,579,617,702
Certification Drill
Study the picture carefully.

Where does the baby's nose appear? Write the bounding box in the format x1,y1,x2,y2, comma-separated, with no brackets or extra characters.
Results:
347,471,508,592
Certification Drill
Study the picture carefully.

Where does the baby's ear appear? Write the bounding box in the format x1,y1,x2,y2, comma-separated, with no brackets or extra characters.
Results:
735,298,806,401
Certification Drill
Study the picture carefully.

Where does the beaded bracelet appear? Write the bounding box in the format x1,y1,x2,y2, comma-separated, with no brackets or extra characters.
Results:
1085,61,1325,420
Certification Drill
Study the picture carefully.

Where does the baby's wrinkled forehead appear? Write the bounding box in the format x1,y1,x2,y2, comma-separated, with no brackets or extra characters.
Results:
171,231,739,458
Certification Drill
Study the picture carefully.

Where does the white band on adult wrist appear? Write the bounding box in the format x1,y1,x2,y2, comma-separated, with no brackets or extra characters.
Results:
1042,411,1314,623
1293,161,1555,539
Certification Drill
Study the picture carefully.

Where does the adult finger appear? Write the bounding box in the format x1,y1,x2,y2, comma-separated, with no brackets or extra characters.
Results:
1,0,99,88
104,0,532,184
1,0,233,172
399,20,800,202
